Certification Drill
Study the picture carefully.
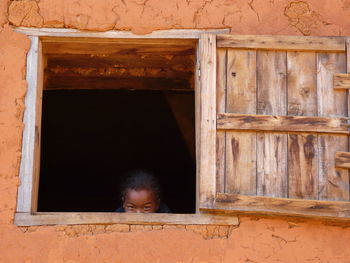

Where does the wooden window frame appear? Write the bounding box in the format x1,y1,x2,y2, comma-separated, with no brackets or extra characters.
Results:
14,27,240,226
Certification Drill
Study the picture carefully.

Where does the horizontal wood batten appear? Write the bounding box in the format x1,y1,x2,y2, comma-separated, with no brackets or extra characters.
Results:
45,76,193,91
335,151,350,168
14,212,239,226
217,113,349,134
334,73,350,89
200,193,350,220
15,27,229,39
217,34,345,51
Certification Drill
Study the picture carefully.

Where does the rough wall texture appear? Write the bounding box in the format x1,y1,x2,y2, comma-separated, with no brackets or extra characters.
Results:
2,0,350,262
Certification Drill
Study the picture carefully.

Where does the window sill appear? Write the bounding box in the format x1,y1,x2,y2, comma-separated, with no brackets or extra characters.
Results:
14,212,239,226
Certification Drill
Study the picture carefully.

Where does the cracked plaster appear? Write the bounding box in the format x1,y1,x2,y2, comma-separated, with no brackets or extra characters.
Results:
4,0,350,35
2,0,350,262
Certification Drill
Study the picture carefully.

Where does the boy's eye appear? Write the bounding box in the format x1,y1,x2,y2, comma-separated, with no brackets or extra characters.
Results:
127,205,134,209
144,206,151,210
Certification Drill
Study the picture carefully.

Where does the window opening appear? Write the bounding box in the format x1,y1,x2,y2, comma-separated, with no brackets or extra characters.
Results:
38,39,196,213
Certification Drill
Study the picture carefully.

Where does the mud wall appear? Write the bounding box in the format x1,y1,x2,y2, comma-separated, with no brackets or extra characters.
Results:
1,0,350,262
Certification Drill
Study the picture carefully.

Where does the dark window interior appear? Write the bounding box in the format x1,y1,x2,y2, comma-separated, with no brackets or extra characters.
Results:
38,39,196,213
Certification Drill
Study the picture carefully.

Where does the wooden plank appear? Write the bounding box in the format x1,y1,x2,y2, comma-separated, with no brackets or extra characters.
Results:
287,51,318,199
317,52,349,201
225,132,257,195
225,50,257,114
216,48,227,193
288,134,318,199
16,36,40,213
202,193,350,219
225,49,257,195
31,40,44,212
217,34,345,51
45,76,192,91
14,212,239,226
199,34,217,209
15,27,229,39
217,113,349,134
43,42,196,56
333,74,350,89
347,38,350,73
287,52,317,116
47,66,193,80
256,51,288,198
195,44,201,213
335,151,350,169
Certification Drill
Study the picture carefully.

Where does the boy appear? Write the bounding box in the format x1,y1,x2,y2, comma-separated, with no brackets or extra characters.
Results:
115,170,171,213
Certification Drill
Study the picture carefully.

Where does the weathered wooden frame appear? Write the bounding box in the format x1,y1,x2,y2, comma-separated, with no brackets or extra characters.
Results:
14,27,240,226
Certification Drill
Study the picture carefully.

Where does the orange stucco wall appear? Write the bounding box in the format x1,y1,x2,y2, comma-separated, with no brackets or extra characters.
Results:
2,0,350,262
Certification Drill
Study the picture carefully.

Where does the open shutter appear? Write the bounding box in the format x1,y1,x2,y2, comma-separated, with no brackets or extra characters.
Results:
199,34,350,219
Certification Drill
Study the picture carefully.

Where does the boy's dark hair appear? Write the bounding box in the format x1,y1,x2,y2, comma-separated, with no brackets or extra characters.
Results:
120,170,162,200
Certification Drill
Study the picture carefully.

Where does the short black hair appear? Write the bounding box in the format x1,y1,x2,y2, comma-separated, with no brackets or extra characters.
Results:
120,170,161,200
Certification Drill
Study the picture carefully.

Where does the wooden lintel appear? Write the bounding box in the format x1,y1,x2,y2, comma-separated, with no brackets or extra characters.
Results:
201,193,350,220
335,151,350,169
217,34,346,51
334,73,350,89
47,66,193,80
45,76,193,91
15,27,229,39
14,212,239,226
217,113,349,134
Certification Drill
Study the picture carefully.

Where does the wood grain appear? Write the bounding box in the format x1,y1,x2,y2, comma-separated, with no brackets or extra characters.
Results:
317,52,349,201
287,52,317,116
217,113,349,134
46,53,195,72
43,41,196,55
17,36,40,213
225,49,257,195
333,73,350,89
287,51,318,199
335,151,350,169
15,27,229,39
217,34,345,51
14,212,239,226
199,34,217,209
216,48,227,193
256,51,288,198
45,76,191,91
288,133,318,199
204,193,350,219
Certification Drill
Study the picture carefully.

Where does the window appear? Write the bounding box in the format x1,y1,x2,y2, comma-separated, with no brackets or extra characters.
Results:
15,28,238,226
15,29,350,226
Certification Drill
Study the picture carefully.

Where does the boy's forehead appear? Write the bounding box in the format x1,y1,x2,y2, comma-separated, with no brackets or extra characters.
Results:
124,188,157,202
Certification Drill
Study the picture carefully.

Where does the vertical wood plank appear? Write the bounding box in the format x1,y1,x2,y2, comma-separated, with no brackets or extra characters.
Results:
287,52,317,116
216,48,227,193
199,34,217,208
195,43,201,212
31,39,44,212
17,36,40,213
287,52,318,199
225,49,257,195
288,134,318,199
317,52,349,201
257,51,288,197
346,38,350,203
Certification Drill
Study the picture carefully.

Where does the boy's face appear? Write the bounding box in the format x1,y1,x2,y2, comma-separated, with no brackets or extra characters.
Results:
123,188,160,213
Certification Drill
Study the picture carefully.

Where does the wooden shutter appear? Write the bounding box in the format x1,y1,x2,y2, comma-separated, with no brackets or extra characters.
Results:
199,34,350,219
